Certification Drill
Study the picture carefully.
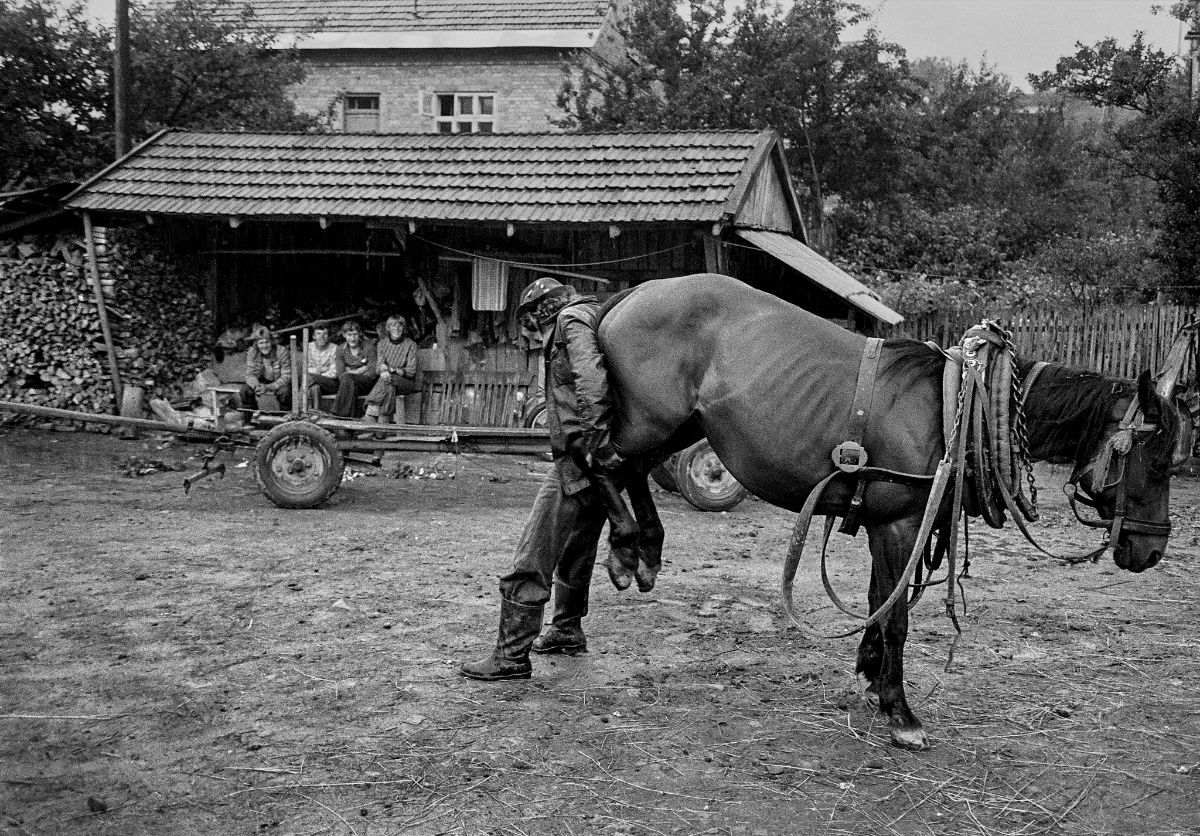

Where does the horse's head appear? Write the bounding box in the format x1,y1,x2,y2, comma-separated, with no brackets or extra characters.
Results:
1071,371,1191,572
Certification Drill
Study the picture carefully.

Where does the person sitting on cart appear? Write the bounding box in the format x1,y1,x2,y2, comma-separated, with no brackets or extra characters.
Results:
331,320,377,418
305,322,340,410
242,325,291,413
362,314,420,424
461,277,627,682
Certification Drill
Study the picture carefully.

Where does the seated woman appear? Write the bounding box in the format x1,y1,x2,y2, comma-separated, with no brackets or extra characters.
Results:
305,323,339,410
331,320,377,418
242,326,291,412
363,314,420,424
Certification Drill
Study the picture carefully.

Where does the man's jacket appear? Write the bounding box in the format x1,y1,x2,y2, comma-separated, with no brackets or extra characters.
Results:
544,297,612,494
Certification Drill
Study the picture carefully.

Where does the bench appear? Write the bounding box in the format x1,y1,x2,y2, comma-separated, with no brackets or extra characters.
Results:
419,371,525,427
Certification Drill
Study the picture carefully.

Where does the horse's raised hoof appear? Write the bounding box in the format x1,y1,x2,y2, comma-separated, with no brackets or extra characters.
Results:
890,726,930,751
634,559,658,592
604,558,634,591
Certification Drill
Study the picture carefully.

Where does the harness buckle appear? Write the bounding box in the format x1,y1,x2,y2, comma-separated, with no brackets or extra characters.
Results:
832,440,868,473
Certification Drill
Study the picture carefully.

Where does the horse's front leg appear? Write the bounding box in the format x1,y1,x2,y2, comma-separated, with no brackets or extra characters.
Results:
588,470,642,591
624,457,664,592
864,518,929,751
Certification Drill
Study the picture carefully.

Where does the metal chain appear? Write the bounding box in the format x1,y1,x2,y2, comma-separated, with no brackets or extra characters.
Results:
1002,327,1038,515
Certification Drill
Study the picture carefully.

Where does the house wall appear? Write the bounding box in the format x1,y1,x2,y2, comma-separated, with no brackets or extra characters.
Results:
294,47,577,132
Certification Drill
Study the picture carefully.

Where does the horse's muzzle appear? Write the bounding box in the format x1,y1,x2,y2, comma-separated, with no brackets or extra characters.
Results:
1113,540,1164,573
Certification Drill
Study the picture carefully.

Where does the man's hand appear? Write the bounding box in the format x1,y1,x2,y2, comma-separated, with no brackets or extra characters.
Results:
589,442,625,474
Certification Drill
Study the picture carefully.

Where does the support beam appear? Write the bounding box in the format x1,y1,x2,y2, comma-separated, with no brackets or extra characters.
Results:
82,211,124,413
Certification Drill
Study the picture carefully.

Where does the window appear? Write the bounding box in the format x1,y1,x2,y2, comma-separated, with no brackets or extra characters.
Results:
434,93,495,133
343,94,380,132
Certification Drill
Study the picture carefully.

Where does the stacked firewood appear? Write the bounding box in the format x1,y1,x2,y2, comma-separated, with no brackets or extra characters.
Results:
107,233,213,399
0,231,214,413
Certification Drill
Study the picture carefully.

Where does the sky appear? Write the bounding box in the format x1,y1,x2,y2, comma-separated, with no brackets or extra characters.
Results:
847,0,1187,89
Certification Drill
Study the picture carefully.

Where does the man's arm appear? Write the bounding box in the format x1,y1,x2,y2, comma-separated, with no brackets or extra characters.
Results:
561,317,611,443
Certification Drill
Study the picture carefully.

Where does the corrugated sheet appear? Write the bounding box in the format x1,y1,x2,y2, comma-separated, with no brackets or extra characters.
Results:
736,229,903,326
66,130,770,225
143,0,607,33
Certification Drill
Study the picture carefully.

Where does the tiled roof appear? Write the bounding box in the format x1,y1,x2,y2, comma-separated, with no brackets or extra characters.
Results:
66,130,774,225
147,0,609,34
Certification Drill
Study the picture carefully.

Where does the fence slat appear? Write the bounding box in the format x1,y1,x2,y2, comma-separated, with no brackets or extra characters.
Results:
892,304,1196,377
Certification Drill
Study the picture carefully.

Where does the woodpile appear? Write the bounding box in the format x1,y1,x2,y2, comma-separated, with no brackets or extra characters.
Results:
0,230,214,413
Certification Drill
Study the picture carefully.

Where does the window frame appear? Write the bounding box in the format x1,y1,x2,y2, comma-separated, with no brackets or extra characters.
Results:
342,93,381,132
432,92,496,134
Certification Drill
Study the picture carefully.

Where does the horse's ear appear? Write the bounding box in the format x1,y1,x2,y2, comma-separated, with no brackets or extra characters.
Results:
1138,369,1162,422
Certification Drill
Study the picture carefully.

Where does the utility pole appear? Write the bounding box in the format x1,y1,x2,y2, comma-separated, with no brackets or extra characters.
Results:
114,0,131,157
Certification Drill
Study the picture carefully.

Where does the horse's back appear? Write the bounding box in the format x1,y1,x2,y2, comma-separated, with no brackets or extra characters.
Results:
598,274,862,462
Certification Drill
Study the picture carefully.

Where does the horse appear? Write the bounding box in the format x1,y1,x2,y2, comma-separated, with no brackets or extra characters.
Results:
591,273,1191,750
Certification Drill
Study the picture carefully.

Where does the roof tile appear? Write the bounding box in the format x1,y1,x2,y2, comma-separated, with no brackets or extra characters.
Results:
67,130,773,225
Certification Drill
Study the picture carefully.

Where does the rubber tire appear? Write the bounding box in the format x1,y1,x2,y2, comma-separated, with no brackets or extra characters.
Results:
255,421,344,509
650,454,680,493
523,402,548,429
673,439,749,512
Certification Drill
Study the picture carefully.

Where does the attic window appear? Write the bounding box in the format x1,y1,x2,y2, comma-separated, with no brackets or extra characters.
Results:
435,93,494,134
344,94,380,132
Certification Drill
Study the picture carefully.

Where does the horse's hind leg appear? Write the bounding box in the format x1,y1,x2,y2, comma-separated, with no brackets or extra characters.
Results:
865,519,929,751
625,458,664,592
855,619,884,708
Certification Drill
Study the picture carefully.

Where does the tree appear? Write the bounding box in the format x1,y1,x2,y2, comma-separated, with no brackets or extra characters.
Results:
0,0,111,189
1032,14,1200,293
127,0,321,137
0,0,318,190
557,0,920,235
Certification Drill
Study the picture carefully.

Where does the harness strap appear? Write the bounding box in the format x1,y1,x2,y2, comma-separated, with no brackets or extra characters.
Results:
849,338,884,447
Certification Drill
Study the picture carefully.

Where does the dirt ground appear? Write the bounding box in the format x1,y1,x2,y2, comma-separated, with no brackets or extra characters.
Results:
2,424,1200,836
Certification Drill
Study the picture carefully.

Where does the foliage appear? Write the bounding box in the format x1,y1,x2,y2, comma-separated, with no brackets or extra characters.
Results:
1032,10,1200,295
127,0,321,136
0,0,318,190
558,0,920,229
0,0,112,188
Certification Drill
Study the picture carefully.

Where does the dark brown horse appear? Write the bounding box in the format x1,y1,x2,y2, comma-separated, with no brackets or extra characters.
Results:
593,273,1190,749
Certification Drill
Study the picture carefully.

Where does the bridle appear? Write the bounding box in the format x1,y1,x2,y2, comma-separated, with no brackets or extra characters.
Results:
1064,397,1174,544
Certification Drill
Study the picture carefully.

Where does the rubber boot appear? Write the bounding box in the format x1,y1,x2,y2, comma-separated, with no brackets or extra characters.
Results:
532,580,589,655
459,598,544,681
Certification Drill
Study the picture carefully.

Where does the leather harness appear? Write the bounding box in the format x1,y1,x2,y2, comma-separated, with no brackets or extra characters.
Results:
781,322,1168,644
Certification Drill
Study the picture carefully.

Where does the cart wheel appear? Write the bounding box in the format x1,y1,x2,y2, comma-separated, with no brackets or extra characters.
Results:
523,402,548,429
255,421,344,509
673,440,748,512
650,454,680,493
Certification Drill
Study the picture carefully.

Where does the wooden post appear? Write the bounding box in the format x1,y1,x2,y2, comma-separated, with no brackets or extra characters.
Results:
301,327,310,412
289,334,300,417
82,211,124,413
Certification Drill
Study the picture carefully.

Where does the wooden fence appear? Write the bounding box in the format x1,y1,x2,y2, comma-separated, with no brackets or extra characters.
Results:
890,305,1200,380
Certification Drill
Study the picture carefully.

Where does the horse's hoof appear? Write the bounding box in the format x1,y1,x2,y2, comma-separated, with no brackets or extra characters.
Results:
605,560,633,591
890,726,930,751
634,560,658,592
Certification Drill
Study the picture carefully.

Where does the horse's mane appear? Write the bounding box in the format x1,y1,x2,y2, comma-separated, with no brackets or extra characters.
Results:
881,338,945,388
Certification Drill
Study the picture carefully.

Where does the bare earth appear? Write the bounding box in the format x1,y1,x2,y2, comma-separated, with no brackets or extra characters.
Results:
2,426,1199,836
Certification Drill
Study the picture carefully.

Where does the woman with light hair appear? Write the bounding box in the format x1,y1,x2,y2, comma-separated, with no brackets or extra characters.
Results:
363,314,420,424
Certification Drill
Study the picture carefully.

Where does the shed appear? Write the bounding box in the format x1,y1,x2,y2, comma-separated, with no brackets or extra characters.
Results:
63,128,899,419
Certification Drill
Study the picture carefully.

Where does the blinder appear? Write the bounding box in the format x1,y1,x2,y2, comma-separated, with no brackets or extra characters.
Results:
1066,397,1174,543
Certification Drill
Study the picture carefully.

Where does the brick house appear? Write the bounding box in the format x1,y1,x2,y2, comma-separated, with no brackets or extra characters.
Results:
213,0,626,132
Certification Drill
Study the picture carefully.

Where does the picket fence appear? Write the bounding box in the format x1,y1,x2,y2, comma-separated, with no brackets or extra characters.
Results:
890,305,1200,380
